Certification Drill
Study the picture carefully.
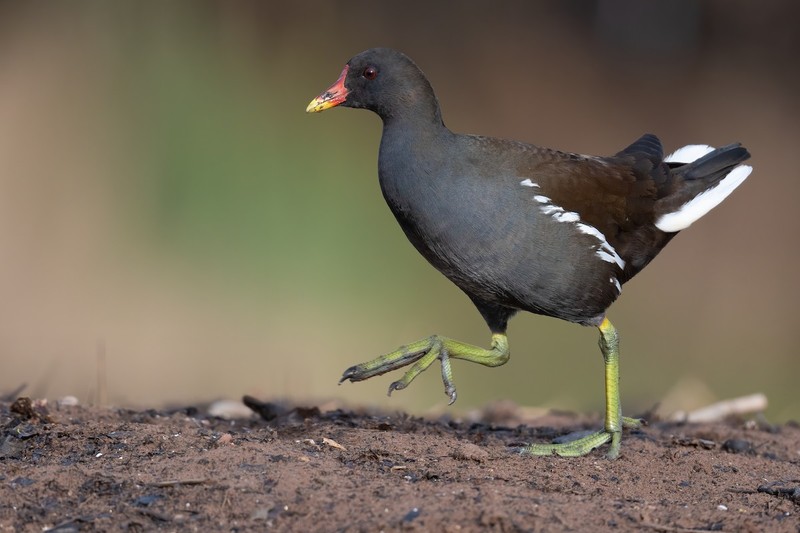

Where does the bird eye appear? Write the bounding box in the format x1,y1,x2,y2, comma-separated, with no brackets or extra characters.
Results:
363,66,378,80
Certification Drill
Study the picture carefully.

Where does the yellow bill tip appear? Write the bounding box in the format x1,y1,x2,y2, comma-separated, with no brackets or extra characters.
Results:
306,97,335,113
306,65,349,114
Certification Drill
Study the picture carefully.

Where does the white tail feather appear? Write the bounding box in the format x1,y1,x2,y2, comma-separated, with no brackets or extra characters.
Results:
665,144,715,164
655,165,752,232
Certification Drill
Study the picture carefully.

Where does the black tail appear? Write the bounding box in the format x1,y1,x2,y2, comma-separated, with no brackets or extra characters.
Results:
654,143,752,233
672,143,750,181
616,133,664,160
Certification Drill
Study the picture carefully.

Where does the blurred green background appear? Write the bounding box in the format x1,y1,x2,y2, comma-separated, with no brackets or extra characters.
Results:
0,1,797,421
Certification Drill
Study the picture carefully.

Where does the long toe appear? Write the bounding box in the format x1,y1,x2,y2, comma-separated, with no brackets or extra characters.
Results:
521,429,619,458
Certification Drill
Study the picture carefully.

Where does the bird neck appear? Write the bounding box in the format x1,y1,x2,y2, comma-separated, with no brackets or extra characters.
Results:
378,86,446,131
380,111,448,157
379,108,451,169
376,86,452,190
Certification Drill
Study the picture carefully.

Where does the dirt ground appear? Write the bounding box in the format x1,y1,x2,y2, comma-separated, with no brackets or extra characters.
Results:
1,396,798,532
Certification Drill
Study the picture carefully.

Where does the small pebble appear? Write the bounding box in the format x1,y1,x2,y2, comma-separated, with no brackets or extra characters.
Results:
402,507,421,523
722,439,753,454
208,400,252,419
58,396,80,407
451,442,489,462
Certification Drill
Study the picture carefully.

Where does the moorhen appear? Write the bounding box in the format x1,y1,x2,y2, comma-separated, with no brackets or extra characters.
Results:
306,48,752,458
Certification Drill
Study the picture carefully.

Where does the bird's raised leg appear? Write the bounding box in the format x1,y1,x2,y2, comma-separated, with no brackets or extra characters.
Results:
340,333,510,405
521,317,642,459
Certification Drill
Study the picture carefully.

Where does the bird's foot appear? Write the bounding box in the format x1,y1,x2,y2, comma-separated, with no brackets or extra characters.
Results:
520,416,643,459
340,334,510,405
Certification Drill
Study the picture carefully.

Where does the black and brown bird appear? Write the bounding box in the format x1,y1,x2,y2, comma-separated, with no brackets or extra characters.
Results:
306,48,752,458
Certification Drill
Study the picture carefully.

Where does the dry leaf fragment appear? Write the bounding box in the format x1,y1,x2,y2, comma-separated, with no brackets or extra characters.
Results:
322,437,346,451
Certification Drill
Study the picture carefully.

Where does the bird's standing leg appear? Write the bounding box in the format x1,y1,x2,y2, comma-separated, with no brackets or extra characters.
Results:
340,333,510,405
521,317,642,458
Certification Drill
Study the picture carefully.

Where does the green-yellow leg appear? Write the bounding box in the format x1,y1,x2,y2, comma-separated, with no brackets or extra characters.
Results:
340,333,510,405
521,317,642,459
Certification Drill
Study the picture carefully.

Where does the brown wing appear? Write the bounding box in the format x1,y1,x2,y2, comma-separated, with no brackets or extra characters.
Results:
525,134,674,282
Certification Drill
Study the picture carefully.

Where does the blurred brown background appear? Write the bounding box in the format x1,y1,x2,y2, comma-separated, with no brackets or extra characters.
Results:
0,1,797,420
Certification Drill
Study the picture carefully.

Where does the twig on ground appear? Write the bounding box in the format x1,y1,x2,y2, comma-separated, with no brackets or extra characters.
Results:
147,479,208,487
671,393,767,423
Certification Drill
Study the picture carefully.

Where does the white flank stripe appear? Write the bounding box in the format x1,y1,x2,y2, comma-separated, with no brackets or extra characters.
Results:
576,223,626,269
553,211,580,223
596,249,624,269
541,205,563,216
610,277,622,293
665,144,715,164
521,179,626,270
655,165,752,233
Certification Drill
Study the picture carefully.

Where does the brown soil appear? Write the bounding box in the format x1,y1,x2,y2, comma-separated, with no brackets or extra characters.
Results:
1,397,798,532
